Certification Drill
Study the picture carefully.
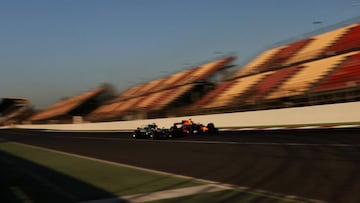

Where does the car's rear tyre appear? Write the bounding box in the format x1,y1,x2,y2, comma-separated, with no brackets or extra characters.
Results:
150,132,157,140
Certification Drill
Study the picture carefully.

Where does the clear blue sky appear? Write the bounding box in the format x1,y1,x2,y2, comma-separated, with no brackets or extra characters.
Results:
0,0,359,108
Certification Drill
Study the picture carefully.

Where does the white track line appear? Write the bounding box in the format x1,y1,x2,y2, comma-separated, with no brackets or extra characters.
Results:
82,184,229,203
123,184,227,203
225,124,360,131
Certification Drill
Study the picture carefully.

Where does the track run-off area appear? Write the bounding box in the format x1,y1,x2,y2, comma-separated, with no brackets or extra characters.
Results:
1,128,360,203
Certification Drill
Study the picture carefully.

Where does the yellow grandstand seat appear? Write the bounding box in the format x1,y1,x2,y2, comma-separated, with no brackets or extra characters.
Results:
233,46,285,78
152,84,194,110
205,72,270,108
29,87,105,121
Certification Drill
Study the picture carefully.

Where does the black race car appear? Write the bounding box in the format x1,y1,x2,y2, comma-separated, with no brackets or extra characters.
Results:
169,120,218,137
132,123,171,140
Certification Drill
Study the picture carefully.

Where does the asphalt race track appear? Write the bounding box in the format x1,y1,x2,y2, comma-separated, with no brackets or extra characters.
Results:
1,128,360,203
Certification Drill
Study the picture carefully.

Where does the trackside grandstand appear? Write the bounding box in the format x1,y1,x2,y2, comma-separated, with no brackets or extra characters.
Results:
0,98,31,125
189,21,360,115
86,56,235,121
27,84,115,124
2,18,360,125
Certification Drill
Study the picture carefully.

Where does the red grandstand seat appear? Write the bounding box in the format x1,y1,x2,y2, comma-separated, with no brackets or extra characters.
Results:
325,23,360,55
245,66,301,103
188,80,236,110
257,39,313,72
313,52,360,92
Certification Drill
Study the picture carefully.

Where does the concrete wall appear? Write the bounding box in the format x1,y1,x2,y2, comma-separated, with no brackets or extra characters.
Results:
6,101,360,131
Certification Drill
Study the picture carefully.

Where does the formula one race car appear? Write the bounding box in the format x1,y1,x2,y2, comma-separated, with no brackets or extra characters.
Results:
169,119,218,137
132,123,171,140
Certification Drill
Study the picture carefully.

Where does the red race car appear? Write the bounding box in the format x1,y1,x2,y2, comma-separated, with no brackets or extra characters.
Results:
169,119,218,137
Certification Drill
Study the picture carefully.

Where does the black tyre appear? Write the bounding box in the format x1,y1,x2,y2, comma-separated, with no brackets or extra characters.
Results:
150,132,157,140
207,123,215,130
207,123,218,134
132,133,138,139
